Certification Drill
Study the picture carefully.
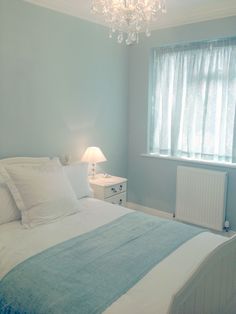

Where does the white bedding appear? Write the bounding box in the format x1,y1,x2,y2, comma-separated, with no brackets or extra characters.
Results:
0,198,229,314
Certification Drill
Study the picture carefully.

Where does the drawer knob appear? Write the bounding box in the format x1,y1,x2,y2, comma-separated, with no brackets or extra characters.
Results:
119,185,123,191
119,199,122,205
111,187,117,193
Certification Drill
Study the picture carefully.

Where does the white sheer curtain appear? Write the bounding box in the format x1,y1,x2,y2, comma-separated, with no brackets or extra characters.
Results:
149,38,236,162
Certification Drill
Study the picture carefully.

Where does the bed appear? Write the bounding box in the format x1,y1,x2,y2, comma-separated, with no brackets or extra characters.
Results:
0,158,236,314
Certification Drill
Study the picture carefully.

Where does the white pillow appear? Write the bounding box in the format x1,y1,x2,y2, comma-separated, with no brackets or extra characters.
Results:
0,157,50,165
0,176,20,225
1,160,80,228
64,162,93,199
0,157,50,225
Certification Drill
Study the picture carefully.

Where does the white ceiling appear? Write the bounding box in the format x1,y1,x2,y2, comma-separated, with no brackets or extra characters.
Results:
24,0,236,30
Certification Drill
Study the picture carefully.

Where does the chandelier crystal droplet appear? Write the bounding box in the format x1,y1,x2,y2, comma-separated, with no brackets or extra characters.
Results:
91,0,167,45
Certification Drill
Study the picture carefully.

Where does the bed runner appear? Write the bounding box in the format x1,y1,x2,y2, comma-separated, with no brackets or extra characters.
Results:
0,212,203,314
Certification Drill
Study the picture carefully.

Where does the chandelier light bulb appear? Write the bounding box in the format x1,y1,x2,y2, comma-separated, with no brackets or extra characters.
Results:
91,0,167,45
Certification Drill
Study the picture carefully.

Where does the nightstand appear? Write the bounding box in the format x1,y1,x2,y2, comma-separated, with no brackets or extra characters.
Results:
89,174,127,206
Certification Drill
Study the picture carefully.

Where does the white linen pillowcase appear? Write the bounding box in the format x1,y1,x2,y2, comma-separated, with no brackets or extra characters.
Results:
0,176,20,225
1,160,80,228
0,157,50,225
64,162,93,199
0,157,50,166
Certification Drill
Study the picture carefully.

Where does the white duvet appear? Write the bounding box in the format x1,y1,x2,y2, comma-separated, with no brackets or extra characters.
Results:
0,198,229,314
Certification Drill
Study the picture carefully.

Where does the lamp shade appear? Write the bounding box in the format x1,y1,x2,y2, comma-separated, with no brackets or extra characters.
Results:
81,147,107,164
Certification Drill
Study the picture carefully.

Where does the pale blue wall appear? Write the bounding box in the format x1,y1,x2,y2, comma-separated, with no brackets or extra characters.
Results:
0,0,128,176
128,16,236,230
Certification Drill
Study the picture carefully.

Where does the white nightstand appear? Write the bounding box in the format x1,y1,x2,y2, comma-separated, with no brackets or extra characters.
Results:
89,174,127,206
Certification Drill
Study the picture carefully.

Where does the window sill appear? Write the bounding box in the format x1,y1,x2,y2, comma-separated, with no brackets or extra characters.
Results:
141,153,236,169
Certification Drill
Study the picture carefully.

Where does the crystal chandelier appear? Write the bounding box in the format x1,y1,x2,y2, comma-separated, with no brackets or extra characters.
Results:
91,0,166,45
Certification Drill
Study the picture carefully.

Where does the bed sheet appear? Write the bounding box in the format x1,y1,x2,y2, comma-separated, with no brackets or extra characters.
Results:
0,198,228,314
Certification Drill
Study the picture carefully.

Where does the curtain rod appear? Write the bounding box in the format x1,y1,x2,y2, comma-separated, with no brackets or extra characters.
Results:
152,36,236,51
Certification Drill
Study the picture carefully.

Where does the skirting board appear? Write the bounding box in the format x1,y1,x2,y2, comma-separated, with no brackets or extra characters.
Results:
126,202,174,220
126,202,236,238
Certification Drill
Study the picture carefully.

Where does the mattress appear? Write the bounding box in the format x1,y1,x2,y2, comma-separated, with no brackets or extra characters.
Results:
0,198,228,314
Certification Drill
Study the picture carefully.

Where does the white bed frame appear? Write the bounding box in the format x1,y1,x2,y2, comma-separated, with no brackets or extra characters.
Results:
169,235,236,314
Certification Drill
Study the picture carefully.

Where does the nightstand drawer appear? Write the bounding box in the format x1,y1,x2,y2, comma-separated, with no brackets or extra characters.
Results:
106,192,127,206
104,182,127,198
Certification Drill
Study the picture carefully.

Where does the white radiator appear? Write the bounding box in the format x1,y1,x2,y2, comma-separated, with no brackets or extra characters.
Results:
176,166,227,231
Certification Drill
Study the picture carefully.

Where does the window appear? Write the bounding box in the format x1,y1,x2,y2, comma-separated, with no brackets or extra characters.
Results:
149,38,236,163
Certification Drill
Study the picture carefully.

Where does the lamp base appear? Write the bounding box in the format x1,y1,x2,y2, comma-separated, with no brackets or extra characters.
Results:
91,163,96,179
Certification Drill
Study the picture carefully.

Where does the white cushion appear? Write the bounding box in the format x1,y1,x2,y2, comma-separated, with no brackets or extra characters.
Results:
0,157,50,225
0,176,20,225
0,157,50,165
64,162,93,199
0,160,80,228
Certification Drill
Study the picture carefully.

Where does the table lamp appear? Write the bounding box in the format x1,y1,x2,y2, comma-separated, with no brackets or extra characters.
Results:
81,146,107,178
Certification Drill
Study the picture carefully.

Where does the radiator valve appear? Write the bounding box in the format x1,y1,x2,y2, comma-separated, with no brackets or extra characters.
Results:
224,220,230,232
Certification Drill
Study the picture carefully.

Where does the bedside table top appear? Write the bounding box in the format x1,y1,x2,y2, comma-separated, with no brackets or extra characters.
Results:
89,174,127,187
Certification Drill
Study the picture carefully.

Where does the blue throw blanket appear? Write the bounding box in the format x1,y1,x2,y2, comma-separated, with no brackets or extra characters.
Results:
0,212,203,314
